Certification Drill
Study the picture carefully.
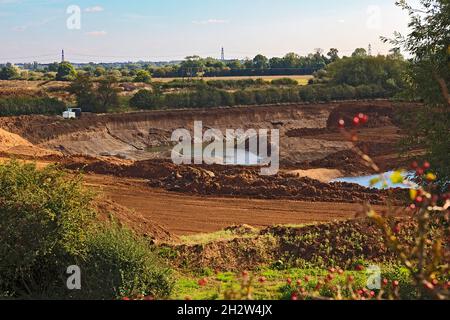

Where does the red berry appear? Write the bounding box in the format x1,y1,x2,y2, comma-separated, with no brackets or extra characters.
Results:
296,280,302,286
291,293,298,300
258,276,266,283
338,269,344,275
353,117,360,126
370,291,375,297
338,119,345,128
287,278,292,285
355,264,364,271
423,161,431,170
392,280,399,288
304,276,310,282
411,161,419,169
122,297,130,301
348,275,355,282
198,278,208,286
415,196,423,204
382,278,388,286
416,168,424,176
329,268,336,274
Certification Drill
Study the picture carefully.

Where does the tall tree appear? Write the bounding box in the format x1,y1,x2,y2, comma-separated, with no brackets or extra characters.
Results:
383,0,449,186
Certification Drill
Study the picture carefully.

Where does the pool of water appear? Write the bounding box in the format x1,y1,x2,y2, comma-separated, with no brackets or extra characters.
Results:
206,148,263,166
330,171,416,189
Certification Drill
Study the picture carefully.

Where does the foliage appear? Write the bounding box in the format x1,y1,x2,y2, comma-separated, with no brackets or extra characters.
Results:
134,70,152,83
0,160,174,299
69,74,119,113
82,224,173,300
0,64,20,80
56,62,77,81
383,0,450,187
0,96,66,116
0,161,95,298
325,55,407,90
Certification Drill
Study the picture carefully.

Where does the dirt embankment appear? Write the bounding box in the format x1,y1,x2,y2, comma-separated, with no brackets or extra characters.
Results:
166,218,424,271
63,157,402,205
0,100,417,166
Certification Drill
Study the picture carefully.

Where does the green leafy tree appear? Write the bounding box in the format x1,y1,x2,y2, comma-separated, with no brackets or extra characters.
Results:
327,48,340,62
134,70,152,83
69,74,97,111
383,0,450,187
352,48,368,58
0,63,19,80
253,54,269,69
56,61,77,81
95,75,120,112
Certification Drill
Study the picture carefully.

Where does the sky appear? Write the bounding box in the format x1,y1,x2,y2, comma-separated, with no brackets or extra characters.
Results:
0,0,415,63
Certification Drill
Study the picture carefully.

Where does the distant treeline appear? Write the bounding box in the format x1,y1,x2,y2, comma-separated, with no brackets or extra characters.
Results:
130,84,395,110
0,96,66,116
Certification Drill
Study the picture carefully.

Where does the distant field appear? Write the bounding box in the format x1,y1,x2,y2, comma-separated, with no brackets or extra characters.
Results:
153,75,313,85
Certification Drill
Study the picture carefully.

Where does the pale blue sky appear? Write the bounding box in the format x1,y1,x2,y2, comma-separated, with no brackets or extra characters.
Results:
0,0,414,63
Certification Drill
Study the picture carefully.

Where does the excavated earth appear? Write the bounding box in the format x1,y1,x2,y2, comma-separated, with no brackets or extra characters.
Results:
0,99,422,238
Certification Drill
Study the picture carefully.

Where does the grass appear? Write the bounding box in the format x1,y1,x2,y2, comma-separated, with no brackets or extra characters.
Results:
177,229,259,245
170,266,404,300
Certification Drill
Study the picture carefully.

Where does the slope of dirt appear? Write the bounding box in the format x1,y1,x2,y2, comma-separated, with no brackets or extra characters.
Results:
0,127,33,150
62,157,397,205
165,218,427,271
93,198,174,243
82,173,377,235
0,100,418,166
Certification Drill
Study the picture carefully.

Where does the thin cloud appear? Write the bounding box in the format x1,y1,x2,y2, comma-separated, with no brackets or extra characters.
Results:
86,30,107,37
85,6,104,13
192,19,229,25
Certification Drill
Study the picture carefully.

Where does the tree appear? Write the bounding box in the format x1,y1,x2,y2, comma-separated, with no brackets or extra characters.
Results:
95,76,119,113
283,52,301,68
56,62,77,81
134,70,152,83
383,0,450,187
253,54,269,69
69,74,97,111
327,48,340,62
0,63,19,80
351,48,368,58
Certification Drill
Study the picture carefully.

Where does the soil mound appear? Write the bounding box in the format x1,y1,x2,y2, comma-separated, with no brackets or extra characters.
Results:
62,157,393,205
0,128,33,150
94,198,175,243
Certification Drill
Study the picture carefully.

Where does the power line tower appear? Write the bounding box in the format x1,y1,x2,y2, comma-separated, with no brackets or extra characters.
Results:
61,49,65,62
221,47,225,61
368,44,372,56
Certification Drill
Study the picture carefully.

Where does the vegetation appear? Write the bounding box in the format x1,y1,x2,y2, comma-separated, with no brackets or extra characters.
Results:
56,62,77,81
69,74,119,113
0,161,173,299
383,0,450,188
0,96,66,116
130,83,393,110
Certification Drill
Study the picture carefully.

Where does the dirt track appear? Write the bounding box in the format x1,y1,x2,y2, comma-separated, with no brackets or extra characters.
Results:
83,173,375,235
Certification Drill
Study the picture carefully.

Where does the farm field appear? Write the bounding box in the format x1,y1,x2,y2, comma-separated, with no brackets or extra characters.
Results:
152,74,313,85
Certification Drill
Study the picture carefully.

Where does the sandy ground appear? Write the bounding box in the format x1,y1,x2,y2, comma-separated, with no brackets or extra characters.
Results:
83,173,371,235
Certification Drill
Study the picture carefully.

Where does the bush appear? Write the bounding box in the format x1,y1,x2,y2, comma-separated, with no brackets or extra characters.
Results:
82,224,173,300
0,161,174,299
0,96,66,116
271,78,298,86
0,161,95,298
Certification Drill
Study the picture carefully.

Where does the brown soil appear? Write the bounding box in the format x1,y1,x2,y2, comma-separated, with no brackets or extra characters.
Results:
82,173,375,235
62,157,399,205
166,218,424,271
